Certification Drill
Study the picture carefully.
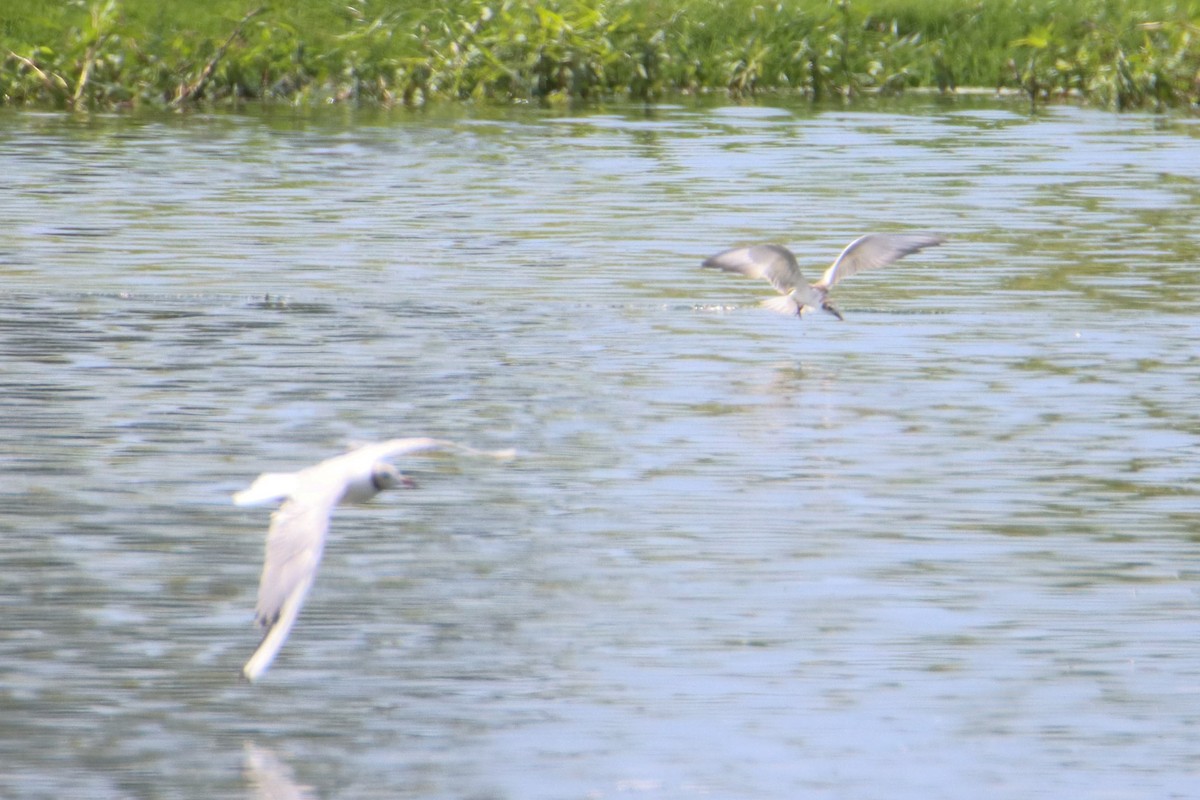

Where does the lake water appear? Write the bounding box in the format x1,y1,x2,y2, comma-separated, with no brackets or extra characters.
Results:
1,98,1199,799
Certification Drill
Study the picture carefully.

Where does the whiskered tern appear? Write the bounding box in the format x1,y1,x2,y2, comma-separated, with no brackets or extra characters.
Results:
702,232,945,320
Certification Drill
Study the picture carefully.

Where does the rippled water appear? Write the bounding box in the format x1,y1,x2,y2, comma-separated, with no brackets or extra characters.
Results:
2,100,1199,799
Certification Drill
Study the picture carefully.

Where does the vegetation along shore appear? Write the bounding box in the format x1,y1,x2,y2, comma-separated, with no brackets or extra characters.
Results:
2,0,1198,111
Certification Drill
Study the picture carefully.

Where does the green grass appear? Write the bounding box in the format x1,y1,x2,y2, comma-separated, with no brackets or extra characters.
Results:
2,0,1198,110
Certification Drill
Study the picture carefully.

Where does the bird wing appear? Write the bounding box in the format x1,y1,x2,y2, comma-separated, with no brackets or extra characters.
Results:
370,437,517,463
702,245,803,295
816,233,945,288
242,477,340,681
370,437,469,461
233,472,301,507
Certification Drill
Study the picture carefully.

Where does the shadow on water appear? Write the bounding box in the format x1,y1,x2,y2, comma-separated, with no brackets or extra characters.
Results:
2,100,1200,799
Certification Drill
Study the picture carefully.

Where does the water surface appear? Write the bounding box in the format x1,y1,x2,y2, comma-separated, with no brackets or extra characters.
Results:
1,100,1199,799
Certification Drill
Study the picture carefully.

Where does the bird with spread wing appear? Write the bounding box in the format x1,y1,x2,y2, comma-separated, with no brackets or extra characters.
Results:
702,232,945,320
233,437,515,682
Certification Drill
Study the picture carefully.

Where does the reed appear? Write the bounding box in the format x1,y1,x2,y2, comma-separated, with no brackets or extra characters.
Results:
2,0,1197,110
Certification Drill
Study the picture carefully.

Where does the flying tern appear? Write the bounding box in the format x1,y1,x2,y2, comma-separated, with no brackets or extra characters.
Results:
702,232,946,320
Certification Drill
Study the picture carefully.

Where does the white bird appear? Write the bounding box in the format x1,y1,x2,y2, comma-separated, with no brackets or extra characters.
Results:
702,232,946,320
233,437,515,682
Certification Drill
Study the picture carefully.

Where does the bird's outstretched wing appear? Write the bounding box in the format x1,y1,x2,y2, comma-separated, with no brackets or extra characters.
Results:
817,233,945,288
702,244,804,295
233,472,301,507
369,437,517,463
243,482,340,682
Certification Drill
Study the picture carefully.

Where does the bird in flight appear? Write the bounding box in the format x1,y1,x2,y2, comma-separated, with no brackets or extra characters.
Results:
233,437,515,682
702,232,945,320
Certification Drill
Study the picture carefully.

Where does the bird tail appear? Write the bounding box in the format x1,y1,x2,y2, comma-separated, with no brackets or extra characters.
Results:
233,472,299,507
762,294,802,317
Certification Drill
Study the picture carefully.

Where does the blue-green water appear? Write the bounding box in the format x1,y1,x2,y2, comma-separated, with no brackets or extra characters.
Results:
1,100,1199,798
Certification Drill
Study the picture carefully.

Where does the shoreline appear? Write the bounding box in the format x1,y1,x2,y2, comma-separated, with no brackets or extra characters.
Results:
2,0,1197,113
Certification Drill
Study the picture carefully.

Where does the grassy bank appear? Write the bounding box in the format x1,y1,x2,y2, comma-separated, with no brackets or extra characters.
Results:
2,0,1198,111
